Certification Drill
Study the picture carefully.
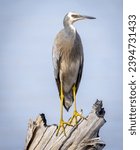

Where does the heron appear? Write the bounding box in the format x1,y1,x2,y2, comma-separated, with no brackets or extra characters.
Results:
52,12,95,135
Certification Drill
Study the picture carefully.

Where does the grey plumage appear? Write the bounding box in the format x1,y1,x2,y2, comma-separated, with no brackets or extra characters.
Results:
52,12,95,111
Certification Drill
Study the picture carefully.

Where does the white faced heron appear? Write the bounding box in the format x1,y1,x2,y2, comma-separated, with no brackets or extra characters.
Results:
52,12,95,135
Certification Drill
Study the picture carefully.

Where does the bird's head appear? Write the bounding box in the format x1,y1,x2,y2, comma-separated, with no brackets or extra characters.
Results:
63,12,96,27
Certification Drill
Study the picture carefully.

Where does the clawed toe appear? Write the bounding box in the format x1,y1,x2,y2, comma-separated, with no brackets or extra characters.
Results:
69,111,85,125
56,119,72,136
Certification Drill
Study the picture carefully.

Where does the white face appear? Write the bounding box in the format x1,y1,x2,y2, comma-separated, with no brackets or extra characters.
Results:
67,12,80,22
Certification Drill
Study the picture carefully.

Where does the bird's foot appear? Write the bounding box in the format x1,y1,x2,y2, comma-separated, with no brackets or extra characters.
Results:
56,119,72,136
69,110,85,125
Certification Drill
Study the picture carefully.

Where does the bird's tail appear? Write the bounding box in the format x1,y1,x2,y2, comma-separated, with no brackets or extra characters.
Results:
63,92,73,111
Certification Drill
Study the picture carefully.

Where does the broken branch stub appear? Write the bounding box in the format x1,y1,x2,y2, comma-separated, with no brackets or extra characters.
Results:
25,100,106,150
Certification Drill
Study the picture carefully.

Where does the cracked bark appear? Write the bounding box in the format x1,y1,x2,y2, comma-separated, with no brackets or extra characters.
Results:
24,100,106,150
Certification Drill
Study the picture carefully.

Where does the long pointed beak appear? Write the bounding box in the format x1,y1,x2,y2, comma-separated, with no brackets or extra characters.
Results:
80,15,96,19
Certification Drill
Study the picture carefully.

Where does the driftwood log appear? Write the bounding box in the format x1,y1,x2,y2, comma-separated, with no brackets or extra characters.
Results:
25,100,106,150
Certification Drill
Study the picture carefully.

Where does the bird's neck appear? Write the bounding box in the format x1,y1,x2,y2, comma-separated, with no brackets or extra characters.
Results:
64,23,76,35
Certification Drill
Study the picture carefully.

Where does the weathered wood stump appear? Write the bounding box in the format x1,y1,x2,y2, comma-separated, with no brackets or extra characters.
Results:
25,100,106,150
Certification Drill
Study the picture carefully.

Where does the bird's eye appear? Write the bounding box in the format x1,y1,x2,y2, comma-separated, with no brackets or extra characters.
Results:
71,14,78,18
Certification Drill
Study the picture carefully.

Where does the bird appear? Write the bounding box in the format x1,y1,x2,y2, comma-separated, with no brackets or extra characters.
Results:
52,12,95,135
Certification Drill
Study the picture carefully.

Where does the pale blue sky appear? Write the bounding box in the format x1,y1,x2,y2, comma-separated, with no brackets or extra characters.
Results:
0,0,122,149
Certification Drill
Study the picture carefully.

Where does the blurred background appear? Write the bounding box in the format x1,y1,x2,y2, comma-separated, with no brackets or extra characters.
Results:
0,0,122,149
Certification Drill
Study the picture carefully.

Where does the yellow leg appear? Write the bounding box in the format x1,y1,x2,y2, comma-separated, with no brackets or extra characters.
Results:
69,85,85,125
56,82,72,136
